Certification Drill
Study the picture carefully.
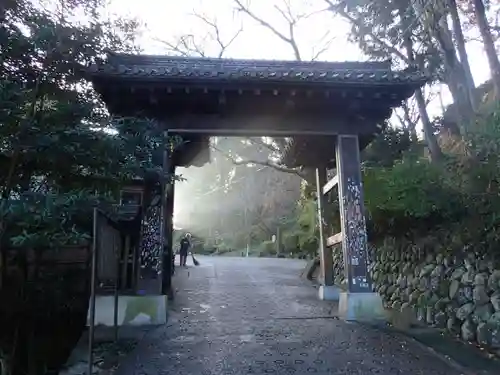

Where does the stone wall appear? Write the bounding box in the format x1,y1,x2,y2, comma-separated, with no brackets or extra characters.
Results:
331,241,500,355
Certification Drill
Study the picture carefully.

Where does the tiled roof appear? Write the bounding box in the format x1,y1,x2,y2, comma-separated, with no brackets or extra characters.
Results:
87,53,428,86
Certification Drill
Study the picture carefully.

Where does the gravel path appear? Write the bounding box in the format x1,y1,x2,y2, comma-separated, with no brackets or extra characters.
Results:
115,256,463,375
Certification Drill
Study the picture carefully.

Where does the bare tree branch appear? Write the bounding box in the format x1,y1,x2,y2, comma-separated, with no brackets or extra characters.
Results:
234,0,302,60
395,110,407,129
211,144,307,179
156,10,242,58
401,101,417,136
274,0,294,25
191,12,243,58
234,0,337,62
311,29,336,61
245,137,281,154
157,34,206,57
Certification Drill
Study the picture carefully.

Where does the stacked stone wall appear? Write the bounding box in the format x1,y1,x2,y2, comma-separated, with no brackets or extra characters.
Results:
331,241,500,354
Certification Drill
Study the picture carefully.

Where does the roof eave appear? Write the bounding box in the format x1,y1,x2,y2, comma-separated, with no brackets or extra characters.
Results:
87,70,428,91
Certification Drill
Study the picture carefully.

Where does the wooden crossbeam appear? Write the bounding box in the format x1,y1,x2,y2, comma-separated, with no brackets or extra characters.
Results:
322,175,338,195
326,232,342,247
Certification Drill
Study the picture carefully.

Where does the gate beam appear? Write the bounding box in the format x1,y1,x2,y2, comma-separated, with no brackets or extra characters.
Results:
322,175,338,195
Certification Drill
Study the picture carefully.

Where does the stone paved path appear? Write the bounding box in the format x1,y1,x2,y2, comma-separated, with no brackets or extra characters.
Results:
115,256,464,375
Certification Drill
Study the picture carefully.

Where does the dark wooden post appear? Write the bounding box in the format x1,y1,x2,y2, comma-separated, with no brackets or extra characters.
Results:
335,134,372,293
275,226,282,256
161,132,174,298
166,165,175,276
315,166,334,286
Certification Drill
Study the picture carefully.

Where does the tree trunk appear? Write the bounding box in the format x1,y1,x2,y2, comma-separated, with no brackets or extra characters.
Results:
448,0,477,110
443,65,475,132
433,14,476,127
414,0,475,128
401,100,418,142
399,2,443,161
414,89,443,160
472,0,500,99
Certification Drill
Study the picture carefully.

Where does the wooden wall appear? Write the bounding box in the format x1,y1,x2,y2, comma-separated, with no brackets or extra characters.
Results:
96,217,121,288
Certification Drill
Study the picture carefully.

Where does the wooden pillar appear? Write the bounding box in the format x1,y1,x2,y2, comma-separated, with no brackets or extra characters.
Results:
275,226,282,256
315,166,334,286
335,134,372,293
121,235,130,289
161,132,174,297
166,165,175,274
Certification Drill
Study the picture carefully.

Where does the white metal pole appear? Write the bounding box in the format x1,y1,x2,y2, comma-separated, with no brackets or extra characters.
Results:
88,207,98,375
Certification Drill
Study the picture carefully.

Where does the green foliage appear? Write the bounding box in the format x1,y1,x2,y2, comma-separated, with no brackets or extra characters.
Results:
256,240,275,256
215,241,237,254
1,191,112,249
328,0,443,78
0,2,156,373
363,159,466,239
288,197,318,255
294,108,500,251
362,126,414,167
0,1,144,193
0,0,174,253
293,125,422,251
460,104,500,191
281,232,299,253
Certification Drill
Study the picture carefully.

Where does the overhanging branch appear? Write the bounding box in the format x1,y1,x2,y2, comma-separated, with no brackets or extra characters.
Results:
211,144,307,179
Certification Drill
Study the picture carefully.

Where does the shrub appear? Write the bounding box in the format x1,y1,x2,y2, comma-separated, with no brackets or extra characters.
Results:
257,240,275,256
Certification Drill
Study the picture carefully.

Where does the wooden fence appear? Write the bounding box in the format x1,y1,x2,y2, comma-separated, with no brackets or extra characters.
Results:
0,244,91,374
